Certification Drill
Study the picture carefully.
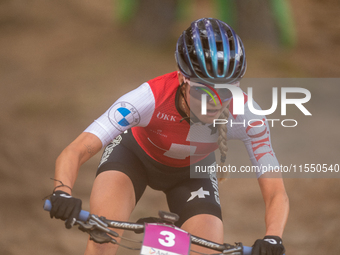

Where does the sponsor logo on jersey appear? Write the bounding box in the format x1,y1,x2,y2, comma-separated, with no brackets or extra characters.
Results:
208,169,221,205
156,111,177,122
187,187,210,202
246,119,274,161
149,129,167,138
98,135,122,168
109,102,140,131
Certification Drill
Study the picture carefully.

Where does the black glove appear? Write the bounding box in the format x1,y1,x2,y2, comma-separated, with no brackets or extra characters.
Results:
252,235,285,255
50,190,82,229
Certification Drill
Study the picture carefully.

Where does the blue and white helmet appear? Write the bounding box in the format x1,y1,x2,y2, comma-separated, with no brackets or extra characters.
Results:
175,18,247,85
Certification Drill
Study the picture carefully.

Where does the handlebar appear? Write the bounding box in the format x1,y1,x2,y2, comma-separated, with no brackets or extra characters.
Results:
44,199,90,221
43,199,255,255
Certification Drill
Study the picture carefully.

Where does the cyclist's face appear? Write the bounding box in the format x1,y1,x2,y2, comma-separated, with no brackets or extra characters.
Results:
178,73,239,124
184,84,233,124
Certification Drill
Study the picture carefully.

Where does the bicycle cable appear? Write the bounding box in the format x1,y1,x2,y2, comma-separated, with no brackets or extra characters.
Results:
119,235,142,243
190,250,211,255
115,242,141,251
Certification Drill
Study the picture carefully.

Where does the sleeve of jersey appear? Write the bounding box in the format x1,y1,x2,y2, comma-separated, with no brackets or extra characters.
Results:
83,82,155,147
228,100,280,178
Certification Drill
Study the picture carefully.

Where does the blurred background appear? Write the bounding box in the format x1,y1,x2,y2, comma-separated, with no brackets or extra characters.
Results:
0,0,339,254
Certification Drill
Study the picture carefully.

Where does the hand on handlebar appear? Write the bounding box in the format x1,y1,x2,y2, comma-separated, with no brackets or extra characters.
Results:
251,235,285,255
50,190,82,229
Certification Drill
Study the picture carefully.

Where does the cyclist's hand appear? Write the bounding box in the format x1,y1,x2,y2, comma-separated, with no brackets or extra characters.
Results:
251,235,285,255
50,190,82,229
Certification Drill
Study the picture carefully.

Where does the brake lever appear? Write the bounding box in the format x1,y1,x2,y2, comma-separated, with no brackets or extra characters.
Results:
76,216,119,238
222,242,243,254
77,220,118,244
77,220,94,232
89,229,117,244
90,215,119,237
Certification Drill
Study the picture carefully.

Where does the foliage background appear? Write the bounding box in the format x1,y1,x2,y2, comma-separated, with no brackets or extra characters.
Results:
0,1,339,254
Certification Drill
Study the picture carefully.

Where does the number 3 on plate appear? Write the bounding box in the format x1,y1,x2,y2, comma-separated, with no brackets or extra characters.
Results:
159,230,176,247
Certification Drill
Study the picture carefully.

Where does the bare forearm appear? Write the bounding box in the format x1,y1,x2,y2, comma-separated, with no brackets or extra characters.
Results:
54,148,82,194
264,192,289,238
258,177,289,238
53,132,102,194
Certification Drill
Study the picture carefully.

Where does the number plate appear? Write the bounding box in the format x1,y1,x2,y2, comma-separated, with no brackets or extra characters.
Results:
140,223,191,255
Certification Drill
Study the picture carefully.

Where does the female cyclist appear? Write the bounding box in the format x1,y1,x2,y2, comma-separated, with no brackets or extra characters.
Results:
49,18,289,255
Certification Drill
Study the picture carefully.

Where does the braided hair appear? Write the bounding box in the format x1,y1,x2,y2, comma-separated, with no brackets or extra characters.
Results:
217,105,230,182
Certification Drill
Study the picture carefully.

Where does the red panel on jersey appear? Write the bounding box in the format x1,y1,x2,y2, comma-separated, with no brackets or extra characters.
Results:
132,72,218,167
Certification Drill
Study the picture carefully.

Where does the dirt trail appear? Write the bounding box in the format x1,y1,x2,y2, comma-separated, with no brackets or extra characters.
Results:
0,1,339,254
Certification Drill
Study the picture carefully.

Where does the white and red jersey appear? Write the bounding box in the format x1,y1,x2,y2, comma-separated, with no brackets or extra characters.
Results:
85,72,279,177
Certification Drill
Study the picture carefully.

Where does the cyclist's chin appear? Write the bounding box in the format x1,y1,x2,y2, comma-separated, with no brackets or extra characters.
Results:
197,114,218,124
190,107,223,124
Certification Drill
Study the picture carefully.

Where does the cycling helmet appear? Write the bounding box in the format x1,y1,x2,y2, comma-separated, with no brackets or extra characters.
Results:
175,18,247,85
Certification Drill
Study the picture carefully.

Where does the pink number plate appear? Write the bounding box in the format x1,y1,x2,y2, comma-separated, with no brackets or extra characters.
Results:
140,223,191,255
